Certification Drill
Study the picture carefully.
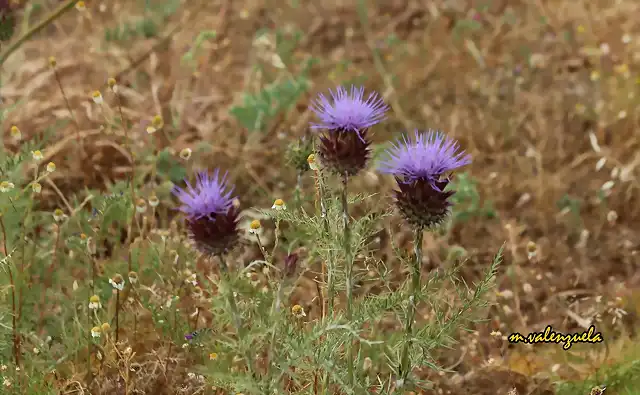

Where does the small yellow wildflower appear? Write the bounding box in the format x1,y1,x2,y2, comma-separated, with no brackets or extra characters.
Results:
148,195,159,208
89,295,101,310
91,326,102,338
151,115,164,130
91,91,103,104
590,70,600,81
136,198,147,214
271,198,286,211
249,219,261,234
75,1,86,11
31,182,42,194
10,126,21,140
48,56,56,68
46,162,56,173
291,304,306,318
209,352,218,361
101,322,111,332
32,150,44,161
179,148,192,160
307,153,319,170
576,25,585,34
53,208,65,222
107,77,118,93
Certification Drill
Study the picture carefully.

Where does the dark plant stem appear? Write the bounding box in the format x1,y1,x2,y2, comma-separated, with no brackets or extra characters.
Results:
340,172,355,386
399,227,423,383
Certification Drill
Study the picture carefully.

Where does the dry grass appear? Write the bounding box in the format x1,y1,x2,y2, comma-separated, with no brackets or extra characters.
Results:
2,0,640,394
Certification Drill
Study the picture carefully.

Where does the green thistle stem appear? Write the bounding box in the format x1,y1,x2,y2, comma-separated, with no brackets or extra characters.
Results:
219,256,256,378
399,227,423,383
341,172,355,386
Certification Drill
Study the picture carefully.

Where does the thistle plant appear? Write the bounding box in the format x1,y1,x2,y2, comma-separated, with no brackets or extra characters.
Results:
378,130,472,385
311,85,388,385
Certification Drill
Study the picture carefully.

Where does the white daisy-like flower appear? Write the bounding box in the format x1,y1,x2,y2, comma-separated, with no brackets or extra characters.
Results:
271,198,286,211
89,295,101,310
46,162,56,173
31,182,42,194
0,181,15,193
109,274,125,291
248,219,262,235
91,91,103,104
148,195,159,208
307,153,319,170
31,150,44,161
91,326,101,338
53,208,66,222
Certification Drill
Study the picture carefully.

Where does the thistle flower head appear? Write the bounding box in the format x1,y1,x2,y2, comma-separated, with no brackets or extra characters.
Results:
378,130,471,229
311,85,388,175
172,170,240,255
311,85,388,133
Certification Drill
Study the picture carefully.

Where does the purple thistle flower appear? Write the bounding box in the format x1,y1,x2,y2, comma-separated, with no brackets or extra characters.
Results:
172,170,240,255
378,130,471,229
310,85,389,176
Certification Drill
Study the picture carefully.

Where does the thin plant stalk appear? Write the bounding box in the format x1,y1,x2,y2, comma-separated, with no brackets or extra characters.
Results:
115,289,120,344
218,256,256,378
340,172,355,386
0,216,19,368
398,228,423,383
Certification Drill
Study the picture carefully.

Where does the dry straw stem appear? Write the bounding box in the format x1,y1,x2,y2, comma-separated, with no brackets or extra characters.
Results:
0,0,81,66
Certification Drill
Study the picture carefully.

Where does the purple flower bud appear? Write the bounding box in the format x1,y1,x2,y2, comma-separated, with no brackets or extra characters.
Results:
378,130,471,229
310,85,388,175
172,170,240,256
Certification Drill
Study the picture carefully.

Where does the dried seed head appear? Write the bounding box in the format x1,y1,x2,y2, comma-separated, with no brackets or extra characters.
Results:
0,181,15,193
179,148,192,160
607,210,618,224
31,182,42,194
362,357,373,372
86,236,97,255
10,125,21,140
91,91,103,104
128,271,138,284
271,198,286,211
291,304,306,318
46,162,56,173
48,56,56,68
101,322,111,332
